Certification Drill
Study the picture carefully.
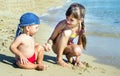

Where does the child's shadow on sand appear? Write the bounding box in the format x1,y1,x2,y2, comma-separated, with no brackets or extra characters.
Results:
44,55,56,64
0,54,18,68
44,54,67,64
0,54,57,67
0,54,66,67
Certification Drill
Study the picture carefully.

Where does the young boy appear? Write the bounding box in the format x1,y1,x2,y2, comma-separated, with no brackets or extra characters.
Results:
10,12,51,71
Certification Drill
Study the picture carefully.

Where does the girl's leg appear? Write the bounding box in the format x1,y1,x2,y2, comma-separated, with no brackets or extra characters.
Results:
64,44,84,67
53,30,72,67
76,56,85,67
64,45,75,64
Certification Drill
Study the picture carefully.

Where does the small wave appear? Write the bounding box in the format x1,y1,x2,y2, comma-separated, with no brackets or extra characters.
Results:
87,32,120,38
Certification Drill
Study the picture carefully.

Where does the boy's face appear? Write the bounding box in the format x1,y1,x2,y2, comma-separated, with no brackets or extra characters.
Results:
28,24,39,36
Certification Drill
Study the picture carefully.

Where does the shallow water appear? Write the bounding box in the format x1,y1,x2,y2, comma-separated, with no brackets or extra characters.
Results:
85,36,120,69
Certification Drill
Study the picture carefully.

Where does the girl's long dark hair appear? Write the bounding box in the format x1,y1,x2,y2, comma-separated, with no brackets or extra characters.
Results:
66,3,87,49
81,21,86,49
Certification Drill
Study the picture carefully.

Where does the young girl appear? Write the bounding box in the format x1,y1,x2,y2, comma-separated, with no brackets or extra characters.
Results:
48,3,87,67
10,12,50,70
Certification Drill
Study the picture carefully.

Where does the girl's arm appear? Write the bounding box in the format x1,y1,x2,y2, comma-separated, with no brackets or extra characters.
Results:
48,20,65,43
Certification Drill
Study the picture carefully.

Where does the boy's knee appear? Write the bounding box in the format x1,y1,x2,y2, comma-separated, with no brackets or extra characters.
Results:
35,45,44,52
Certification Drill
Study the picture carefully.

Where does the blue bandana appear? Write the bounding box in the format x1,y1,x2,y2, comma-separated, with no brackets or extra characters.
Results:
15,12,40,38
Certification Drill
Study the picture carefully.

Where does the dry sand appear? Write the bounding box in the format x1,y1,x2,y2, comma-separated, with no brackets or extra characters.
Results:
0,0,120,76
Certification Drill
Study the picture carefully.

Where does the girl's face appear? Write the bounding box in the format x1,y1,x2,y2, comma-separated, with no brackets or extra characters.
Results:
66,15,79,28
28,24,39,36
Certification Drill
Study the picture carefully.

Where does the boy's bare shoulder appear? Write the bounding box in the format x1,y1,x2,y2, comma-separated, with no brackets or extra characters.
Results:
17,34,25,38
15,34,28,41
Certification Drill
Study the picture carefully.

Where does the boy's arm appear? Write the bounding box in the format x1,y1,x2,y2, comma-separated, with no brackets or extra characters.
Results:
10,37,23,57
10,36,28,64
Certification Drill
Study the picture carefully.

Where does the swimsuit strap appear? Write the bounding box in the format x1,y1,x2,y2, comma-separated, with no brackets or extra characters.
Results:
70,23,81,39
70,33,77,39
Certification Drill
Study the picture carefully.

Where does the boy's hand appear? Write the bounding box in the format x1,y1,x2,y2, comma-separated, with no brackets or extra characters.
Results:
19,55,29,64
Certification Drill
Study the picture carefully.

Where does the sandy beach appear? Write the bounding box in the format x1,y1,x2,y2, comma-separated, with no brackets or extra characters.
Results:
0,0,120,76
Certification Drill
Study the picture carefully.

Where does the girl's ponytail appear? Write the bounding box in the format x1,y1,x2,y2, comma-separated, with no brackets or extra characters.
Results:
81,21,87,50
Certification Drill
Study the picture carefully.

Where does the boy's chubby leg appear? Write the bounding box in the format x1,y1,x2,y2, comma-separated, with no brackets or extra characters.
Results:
16,61,36,69
16,43,48,71
16,61,47,71
35,43,48,70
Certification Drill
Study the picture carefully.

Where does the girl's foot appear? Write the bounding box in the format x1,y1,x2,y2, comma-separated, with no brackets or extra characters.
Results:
57,60,70,67
75,61,85,68
66,55,75,65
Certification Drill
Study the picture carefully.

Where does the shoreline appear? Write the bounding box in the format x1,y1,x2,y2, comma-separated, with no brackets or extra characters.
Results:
85,35,120,69
0,0,120,76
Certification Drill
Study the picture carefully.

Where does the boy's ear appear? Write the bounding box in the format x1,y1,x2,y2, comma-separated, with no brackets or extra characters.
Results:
26,26,30,31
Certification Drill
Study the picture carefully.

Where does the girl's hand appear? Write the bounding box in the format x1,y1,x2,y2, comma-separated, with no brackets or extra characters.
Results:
42,43,51,52
42,39,53,52
47,39,53,46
